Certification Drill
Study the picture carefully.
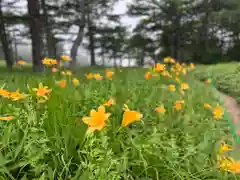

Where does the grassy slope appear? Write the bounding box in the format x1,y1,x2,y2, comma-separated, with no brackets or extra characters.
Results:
0,65,237,179
193,62,240,103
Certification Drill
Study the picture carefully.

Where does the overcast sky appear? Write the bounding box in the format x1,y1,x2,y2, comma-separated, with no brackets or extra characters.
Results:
114,0,139,28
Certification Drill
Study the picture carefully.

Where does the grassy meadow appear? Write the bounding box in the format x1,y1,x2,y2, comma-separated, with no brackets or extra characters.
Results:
0,59,238,179
194,62,240,103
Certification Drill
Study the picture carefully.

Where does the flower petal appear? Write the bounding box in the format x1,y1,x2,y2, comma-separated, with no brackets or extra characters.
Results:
105,113,111,120
98,106,105,114
90,109,96,116
82,117,91,124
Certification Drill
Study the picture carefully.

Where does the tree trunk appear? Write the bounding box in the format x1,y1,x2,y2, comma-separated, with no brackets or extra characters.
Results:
128,54,131,67
140,51,145,66
13,32,18,63
87,12,96,66
101,48,105,66
70,24,85,67
113,52,117,67
0,0,13,68
120,56,123,67
27,0,43,72
88,26,95,66
70,0,85,67
201,0,210,63
41,0,55,58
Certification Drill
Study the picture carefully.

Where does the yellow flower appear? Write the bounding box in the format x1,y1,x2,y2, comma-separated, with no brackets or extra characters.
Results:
181,83,189,90
164,56,175,64
219,142,232,154
82,106,111,132
155,105,166,114
168,84,176,92
204,103,212,109
182,68,187,74
105,70,114,80
217,154,240,173
0,116,13,121
66,71,72,76
162,70,171,77
17,60,25,65
32,83,51,103
72,78,79,86
103,98,114,107
218,155,234,172
61,71,72,76
9,89,26,101
155,63,165,72
42,58,51,65
169,57,176,64
176,100,184,104
145,72,151,80
174,100,184,111
189,63,195,69
163,56,171,63
85,73,93,79
56,80,67,88
204,79,211,84
0,88,10,98
42,58,57,66
50,59,57,65
228,161,240,173
94,73,103,80
122,104,143,127
61,55,71,62
212,104,224,120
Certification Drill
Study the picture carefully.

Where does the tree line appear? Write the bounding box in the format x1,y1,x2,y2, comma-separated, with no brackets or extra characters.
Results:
1,0,240,71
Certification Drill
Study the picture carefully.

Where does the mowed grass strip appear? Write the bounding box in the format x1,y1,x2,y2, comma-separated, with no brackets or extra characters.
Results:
0,65,235,179
193,62,240,103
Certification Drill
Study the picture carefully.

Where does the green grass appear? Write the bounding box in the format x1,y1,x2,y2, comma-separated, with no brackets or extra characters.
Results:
0,64,238,179
193,62,240,103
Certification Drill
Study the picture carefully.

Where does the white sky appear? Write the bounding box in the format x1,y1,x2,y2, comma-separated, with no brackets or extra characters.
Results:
114,0,139,28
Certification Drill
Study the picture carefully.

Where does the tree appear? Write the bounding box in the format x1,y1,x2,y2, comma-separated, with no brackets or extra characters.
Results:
58,0,86,67
84,14,127,67
0,0,14,68
127,29,156,66
41,0,55,58
27,0,43,72
127,0,240,64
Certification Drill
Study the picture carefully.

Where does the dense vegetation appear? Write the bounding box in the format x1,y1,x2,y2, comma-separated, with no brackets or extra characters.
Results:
0,60,237,179
1,0,240,179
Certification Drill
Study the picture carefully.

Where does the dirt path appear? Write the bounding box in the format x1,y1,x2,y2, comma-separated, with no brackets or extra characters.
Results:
224,95,240,136
223,95,240,159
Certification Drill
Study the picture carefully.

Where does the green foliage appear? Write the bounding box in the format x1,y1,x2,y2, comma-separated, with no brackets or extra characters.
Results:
0,66,237,179
127,0,240,64
193,63,240,103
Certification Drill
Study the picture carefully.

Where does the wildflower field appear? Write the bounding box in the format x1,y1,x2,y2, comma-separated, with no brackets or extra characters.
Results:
0,58,239,179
